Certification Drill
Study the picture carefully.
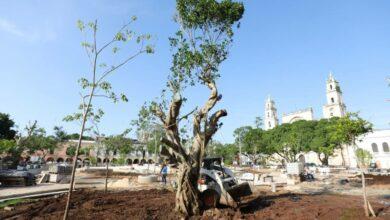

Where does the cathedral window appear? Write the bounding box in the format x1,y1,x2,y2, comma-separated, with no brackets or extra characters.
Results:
371,143,379,153
268,121,271,128
330,85,333,90
331,97,334,103
383,142,389,152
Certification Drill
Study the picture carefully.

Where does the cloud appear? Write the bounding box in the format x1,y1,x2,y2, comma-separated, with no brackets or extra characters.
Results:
0,18,24,37
0,18,56,42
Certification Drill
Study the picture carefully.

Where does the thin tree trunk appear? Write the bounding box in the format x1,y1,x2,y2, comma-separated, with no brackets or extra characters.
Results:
63,84,96,220
105,160,109,193
362,172,376,217
63,110,90,220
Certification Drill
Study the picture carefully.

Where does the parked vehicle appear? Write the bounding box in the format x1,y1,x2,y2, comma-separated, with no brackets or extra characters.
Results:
198,157,252,208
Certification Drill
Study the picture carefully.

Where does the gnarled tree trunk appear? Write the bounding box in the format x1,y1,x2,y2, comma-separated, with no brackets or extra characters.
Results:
175,163,201,216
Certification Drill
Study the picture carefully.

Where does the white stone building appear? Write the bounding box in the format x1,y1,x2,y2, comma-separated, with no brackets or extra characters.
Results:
265,72,390,169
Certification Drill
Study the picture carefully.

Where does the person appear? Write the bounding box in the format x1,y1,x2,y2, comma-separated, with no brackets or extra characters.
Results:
160,163,168,185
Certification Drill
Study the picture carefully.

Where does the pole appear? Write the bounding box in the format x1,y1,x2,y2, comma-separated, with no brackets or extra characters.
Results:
239,135,242,167
153,129,158,174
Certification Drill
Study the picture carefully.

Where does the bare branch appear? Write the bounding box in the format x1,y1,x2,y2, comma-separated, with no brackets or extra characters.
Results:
96,48,146,84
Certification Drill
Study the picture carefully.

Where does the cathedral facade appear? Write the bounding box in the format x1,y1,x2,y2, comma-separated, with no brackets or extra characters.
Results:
264,73,390,169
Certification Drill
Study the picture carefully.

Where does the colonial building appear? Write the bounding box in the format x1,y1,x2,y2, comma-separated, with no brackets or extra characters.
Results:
26,139,159,166
264,96,278,130
265,72,390,169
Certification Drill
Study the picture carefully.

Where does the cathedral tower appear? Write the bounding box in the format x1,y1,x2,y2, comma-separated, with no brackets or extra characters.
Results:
323,72,346,118
264,95,278,130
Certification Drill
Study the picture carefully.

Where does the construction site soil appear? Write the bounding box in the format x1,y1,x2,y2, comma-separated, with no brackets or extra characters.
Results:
1,188,389,220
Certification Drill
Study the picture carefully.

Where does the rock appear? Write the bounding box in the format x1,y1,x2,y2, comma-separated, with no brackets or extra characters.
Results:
4,206,15,211
137,175,158,184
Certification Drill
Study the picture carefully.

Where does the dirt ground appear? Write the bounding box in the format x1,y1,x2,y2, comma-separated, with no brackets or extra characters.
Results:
1,188,389,220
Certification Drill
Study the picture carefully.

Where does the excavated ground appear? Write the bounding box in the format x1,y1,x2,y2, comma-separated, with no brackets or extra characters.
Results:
0,188,389,220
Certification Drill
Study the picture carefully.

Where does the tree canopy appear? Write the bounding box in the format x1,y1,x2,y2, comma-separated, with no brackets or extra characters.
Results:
0,113,16,140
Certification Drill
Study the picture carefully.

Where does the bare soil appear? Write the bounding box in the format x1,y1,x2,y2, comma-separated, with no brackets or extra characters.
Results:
1,189,389,220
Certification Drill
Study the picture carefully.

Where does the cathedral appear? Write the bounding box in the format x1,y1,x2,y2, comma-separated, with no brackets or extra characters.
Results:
263,73,390,169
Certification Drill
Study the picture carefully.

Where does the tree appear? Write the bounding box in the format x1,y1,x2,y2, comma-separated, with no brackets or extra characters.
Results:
233,126,252,164
63,17,153,220
66,145,76,157
254,116,263,129
54,126,68,142
242,128,267,164
144,0,244,216
0,113,16,140
102,134,133,192
355,148,372,168
330,112,374,217
19,121,58,161
310,118,339,165
264,120,316,163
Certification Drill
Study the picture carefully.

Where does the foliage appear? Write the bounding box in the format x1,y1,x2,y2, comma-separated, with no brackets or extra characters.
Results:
329,112,372,146
139,0,244,216
66,145,77,156
310,118,339,165
262,120,316,162
0,139,16,154
63,17,153,219
19,121,58,156
53,126,68,142
254,116,263,129
205,141,239,165
102,135,133,156
0,113,16,140
89,156,97,166
65,133,94,140
355,148,372,168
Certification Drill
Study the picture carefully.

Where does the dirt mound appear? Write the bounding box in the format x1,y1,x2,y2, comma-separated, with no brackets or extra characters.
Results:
1,189,389,220
0,189,177,220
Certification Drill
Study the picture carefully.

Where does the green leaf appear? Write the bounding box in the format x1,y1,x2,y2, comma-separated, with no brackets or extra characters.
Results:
77,20,85,31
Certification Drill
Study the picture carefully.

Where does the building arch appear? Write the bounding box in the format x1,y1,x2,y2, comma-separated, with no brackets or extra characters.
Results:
57,157,64,163
97,158,102,164
133,159,139,164
371,143,379,153
289,117,304,123
148,159,154,164
103,158,110,163
140,159,147,164
126,159,133,165
65,158,73,163
383,142,389,152
46,157,54,163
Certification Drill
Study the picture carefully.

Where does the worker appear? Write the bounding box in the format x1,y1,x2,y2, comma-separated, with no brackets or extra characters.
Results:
160,163,168,184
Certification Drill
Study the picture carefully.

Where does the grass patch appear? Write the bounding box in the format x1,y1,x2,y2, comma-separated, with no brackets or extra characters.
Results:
0,198,33,208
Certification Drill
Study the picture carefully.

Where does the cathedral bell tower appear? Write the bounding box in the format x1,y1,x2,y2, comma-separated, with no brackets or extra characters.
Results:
323,72,346,118
264,95,278,130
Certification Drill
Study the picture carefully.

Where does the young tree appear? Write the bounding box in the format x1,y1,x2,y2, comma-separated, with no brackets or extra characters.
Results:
144,0,244,216
330,112,374,217
102,134,133,192
19,121,58,162
62,17,153,220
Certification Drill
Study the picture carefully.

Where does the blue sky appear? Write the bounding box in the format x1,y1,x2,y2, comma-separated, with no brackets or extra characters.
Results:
0,0,389,143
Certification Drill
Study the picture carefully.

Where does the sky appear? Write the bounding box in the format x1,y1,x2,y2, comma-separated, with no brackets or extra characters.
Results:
0,0,389,143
